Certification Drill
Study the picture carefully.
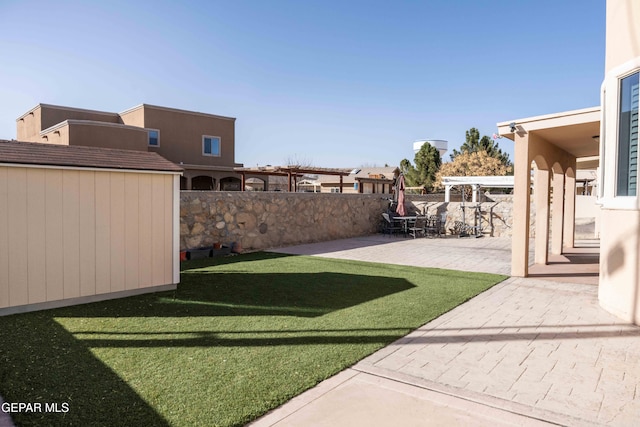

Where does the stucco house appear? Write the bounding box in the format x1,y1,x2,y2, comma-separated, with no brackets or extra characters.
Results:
16,103,244,190
497,0,640,324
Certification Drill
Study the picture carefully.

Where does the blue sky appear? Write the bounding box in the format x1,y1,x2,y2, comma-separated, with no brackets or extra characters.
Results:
0,0,605,168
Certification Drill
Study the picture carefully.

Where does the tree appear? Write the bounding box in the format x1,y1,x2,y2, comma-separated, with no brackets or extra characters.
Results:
400,142,442,191
450,127,512,169
435,150,510,193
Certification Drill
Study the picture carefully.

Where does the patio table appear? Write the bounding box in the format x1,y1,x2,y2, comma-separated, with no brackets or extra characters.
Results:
393,216,417,235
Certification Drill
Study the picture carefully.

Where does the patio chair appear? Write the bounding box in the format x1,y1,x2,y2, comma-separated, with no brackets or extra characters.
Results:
382,212,403,236
408,216,426,238
425,215,441,238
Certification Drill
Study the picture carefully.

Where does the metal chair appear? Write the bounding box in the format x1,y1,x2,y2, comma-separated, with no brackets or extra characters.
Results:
408,216,426,238
425,215,441,237
382,212,403,236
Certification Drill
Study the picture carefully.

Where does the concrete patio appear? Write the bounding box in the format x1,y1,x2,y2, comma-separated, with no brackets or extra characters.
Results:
250,235,639,426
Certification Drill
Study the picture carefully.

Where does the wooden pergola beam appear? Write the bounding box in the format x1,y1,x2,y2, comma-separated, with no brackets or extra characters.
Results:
234,165,352,192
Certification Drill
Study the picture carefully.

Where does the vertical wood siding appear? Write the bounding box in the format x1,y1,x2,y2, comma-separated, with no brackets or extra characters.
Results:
26,169,46,304
0,167,8,308
0,166,176,309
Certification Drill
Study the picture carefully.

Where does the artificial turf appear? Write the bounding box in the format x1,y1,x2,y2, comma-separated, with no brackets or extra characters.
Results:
0,252,506,427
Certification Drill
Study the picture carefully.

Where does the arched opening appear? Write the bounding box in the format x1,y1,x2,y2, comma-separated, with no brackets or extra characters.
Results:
550,162,567,255
180,176,188,190
220,177,241,191
192,175,215,191
245,177,266,191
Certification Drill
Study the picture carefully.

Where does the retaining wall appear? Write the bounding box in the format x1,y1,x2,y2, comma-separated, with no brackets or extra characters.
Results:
180,192,527,251
180,192,389,251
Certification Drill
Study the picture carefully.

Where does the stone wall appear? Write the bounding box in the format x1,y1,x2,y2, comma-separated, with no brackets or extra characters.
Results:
180,192,389,251
180,192,529,252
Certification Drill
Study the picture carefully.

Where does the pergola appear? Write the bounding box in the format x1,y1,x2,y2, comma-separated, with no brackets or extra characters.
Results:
234,166,352,192
497,107,601,277
441,176,515,202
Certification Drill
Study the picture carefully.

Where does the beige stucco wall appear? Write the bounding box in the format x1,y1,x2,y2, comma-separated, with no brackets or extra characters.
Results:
0,165,178,313
16,105,121,142
40,105,120,130
16,108,42,142
119,106,145,128
605,0,640,73
121,106,238,167
40,123,70,145
599,209,640,324
67,122,149,151
36,122,149,150
598,0,640,323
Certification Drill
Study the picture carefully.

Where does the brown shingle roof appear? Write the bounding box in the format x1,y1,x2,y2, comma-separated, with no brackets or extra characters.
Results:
0,140,183,173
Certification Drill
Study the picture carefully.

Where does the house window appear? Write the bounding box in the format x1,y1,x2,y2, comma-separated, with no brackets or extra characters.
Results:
148,129,159,147
203,136,221,157
330,187,340,193
616,72,639,196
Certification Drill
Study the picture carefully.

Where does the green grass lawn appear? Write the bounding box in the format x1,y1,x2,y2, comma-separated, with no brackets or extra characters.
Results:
0,252,506,427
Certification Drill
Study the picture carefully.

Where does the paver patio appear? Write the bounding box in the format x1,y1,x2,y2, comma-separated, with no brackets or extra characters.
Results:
257,235,640,426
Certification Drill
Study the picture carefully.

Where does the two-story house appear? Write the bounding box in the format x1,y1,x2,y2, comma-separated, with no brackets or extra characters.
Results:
16,103,243,190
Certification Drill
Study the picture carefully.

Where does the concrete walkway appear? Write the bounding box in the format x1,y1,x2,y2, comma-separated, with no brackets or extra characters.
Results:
251,235,640,426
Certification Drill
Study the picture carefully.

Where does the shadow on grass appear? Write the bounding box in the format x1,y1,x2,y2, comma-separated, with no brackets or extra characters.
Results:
64,329,415,349
56,264,416,319
0,313,169,427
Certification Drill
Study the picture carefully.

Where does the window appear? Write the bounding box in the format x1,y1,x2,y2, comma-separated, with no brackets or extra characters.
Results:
616,72,639,196
203,136,221,156
148,129,159,147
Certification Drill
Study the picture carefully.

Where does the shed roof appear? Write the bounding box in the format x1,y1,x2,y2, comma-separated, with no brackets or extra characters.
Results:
0,140,183,173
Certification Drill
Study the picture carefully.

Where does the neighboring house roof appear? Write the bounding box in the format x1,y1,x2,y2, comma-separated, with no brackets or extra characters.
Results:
17,103,237,123
40,119,148,136
119,103,237,122
0,140,183,172
16,103,120,122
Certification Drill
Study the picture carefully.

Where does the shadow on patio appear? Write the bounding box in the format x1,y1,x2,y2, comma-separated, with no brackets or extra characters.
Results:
528,240,600,285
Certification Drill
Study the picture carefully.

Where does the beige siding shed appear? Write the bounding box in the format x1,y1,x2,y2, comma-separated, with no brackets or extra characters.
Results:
0,140,183,315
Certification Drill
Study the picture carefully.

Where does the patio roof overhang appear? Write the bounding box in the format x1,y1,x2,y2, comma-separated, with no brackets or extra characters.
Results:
498,106,602,279
497,106,601,160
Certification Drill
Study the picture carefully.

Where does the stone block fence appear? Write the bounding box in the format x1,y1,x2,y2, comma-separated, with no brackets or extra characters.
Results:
180,192,532,252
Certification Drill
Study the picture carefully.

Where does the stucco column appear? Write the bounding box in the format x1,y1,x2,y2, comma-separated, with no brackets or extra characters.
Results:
445,185,451,202
534,167,550,265
511,133,531,277
551,172,565,255
186,176,192,190
472,184,478,203
563,171,576,249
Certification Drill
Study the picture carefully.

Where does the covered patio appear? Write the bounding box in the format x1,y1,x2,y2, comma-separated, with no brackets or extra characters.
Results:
497,107,601,278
